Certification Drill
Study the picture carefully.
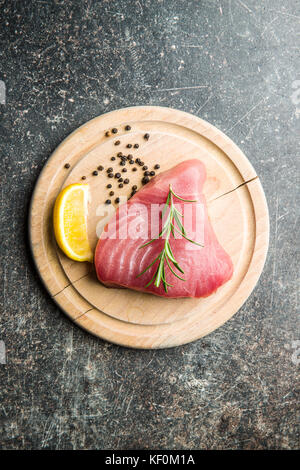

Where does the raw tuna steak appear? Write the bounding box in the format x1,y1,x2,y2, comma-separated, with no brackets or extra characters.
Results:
94,159,233,298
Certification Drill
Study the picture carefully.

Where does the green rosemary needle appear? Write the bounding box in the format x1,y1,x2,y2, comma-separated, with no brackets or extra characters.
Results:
137,185,204,293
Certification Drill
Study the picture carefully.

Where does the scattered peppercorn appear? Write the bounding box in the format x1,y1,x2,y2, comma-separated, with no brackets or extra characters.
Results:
122,168,127,172
127,144,132,148
115,197,120,203
124,178,129,184
128,154,133,159
132,167,137,171
142,165,148,170
134,143,139,149
135,158,140,163
81,176,86,180
93,170,98,176
117,152,123,157
109,191,114,196
119,183,124,188
107,184,112,188
111,156,116,161
107,167,113,173
64,163,70,169
114,140,120,146
115,172,121,178
105,200,111,205
150,171,155,176
98,165,104,171
125,125,131,131
118,177,123,182
129,160,134,164
120,161,126,166
154,164,160,169
144,171,150,176
142,176,150,185
112,128,118,134
108,173,114,178
138,161,144,166
132,185,137,191
144,133,150,140
105,131,111,137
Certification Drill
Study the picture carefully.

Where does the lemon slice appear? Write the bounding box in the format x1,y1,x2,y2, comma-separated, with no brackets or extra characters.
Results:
53,183,93,262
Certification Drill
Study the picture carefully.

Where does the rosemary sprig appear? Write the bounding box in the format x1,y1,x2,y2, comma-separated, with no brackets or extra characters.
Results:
137,185,203,292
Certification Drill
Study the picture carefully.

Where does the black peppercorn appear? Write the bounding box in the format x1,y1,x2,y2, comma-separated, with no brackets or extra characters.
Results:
117,152,123,157
115,172,121,178
132,167,137,171
127,143,132,148
114,140,120,146
81,176,86,180
107,167,113,173
109,191,114,196
122,168,127,172
125,125,131,131
111,156,116,161
142,176,150,185
124,178,129,184
108,173,114,178
129,160,134,164
144,171,150,176
128,154,133,159
132,185,137,190
115,197,120,203
64,163,70,169
120,161,126,166
107,184,112,188
154,164,160,169
105,131,111,137
118,177,123,182
119,183,123,188
105,199,111,204
112,128,118,134
98,165,104,171
144,133,150,140
93,170,98,176
150,171,155,176
142,165,148,170
134,143,139,149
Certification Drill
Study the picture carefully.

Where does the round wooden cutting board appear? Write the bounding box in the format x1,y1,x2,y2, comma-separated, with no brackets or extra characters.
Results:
29,106,269,349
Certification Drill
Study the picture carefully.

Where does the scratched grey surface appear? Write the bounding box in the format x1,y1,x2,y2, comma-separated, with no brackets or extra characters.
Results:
0,0,299,450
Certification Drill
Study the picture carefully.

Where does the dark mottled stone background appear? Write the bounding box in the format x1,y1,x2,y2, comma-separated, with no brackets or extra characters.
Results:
0,0,299,450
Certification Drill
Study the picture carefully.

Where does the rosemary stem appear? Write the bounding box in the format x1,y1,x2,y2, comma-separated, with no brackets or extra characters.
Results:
137,184,203,291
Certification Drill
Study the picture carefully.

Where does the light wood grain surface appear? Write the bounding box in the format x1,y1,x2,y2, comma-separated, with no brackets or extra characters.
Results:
29,106,269,348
